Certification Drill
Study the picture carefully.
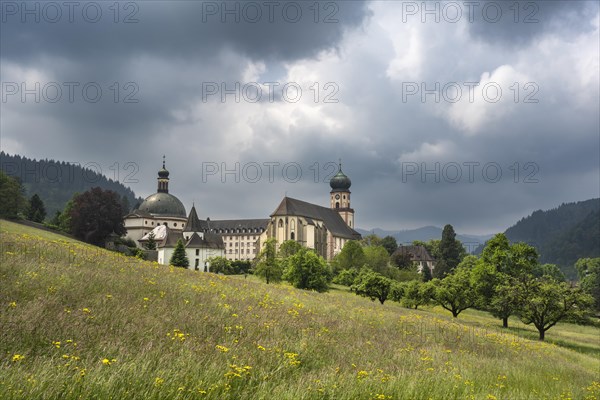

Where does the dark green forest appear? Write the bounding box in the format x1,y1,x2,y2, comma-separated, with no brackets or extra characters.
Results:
502,199,600,279
0,152,143,217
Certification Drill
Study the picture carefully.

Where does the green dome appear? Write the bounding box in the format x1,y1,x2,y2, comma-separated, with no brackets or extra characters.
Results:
139,192,186,218
330,164,351,192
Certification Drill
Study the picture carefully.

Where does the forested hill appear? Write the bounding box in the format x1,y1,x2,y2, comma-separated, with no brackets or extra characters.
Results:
504,198,600,279
0,152,143,216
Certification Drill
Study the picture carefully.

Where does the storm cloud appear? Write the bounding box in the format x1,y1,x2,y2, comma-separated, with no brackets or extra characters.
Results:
1,0,598,235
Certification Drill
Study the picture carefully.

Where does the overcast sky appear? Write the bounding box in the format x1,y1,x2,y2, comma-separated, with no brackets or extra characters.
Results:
1,0,598,234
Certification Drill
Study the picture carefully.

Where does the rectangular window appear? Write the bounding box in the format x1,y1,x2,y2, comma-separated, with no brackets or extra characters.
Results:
196,249,199,256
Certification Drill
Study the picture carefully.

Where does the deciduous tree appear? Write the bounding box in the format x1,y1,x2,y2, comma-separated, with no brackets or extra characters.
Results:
432,267,476,317
333,240,366,272
576,258,600,311
283,248,331,292
208,256,232,274
68,187,125,246
351,270,393,304
253,238,282,284
519,279,593,340
381,236,398,255
279,240,302,258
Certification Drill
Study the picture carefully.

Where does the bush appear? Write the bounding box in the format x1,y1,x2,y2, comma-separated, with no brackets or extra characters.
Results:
333,268,359,286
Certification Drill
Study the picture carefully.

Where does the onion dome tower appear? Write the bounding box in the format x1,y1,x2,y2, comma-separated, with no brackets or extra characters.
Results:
329,160,354,229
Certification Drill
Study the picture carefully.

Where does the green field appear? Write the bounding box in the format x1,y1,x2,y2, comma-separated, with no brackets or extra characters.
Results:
1,220,599,399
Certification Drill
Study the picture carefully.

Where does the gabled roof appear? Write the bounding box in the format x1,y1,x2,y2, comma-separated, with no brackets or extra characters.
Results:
393,245,435,262
159,227,184,248
270,197,361,240
185,232,224,249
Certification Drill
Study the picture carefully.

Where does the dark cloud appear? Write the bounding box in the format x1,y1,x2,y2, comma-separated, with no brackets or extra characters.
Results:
466,0,598,46
1,1,370,63
1,0,598,235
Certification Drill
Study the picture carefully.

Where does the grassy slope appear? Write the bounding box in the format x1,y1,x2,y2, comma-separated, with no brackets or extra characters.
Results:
1,220,599,400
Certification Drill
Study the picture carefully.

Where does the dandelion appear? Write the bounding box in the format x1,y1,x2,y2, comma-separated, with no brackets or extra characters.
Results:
357,370,369,379
82,308,91,314
257,345,266,351
105,294,113,299
102,358,111,366
9,301,16,308
155,377,164,387
12,354,25,362
52,341,61,349
284,352,301,366
216,345,229,353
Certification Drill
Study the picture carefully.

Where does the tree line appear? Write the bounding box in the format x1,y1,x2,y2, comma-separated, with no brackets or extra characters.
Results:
342,230,597,341
0,172,127,247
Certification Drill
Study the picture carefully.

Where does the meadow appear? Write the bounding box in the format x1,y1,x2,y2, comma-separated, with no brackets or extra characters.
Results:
1,220,599,399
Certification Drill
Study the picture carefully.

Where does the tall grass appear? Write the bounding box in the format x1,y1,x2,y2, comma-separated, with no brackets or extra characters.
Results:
1,220,599,399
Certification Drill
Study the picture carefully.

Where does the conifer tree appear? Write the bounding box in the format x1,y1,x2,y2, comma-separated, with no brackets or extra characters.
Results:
170,239,189,268
422,264,433,282
145,231,157,250
27,194,47,223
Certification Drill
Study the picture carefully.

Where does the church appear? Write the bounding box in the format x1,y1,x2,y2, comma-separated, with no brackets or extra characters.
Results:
124,158,361,268
260,164,361,260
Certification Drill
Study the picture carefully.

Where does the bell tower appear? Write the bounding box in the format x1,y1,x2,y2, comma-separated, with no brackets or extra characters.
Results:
157,155,170,193
329,160,354,229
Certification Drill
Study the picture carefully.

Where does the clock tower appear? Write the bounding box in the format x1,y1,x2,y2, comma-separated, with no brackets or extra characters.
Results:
329,161,354,229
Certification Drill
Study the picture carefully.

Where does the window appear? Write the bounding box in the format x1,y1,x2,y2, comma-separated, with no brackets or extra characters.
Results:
195,259,199,267
278,219,283,228
174,223,177,227
145,221,148,225
235,242,238,247
291,232,295,240
196,249,199,256
336,202,340,209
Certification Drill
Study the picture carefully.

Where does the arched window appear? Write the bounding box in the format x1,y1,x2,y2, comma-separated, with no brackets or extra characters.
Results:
291,232,295,240
335,202,340,209
278,219,283,228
